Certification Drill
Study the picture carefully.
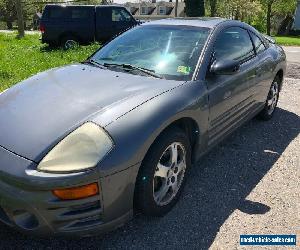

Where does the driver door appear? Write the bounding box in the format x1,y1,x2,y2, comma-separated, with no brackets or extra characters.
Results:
206,27,258,146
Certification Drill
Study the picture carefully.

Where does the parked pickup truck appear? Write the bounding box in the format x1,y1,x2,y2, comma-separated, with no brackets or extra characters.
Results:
40,5,138,48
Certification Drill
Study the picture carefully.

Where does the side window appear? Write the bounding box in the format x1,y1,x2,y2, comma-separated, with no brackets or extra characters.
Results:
250,32,267,54
70,9,89,19
214,27,255,63
97,8,111,22
112,8,132,22
48,7,65,19
120,9,132,21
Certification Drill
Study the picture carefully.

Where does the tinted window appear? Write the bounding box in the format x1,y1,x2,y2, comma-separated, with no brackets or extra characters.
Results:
97,8,111,21
251,32,266,54
46,7,92,19
214,27,255,63
47,7,65,19
112,8,132,22
92,25,210,81
70,9,89,19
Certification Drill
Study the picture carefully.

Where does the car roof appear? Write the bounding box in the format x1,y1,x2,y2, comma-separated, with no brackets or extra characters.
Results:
141,17,229,29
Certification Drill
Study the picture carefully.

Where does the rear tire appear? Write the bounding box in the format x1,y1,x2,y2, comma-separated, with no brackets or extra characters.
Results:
257,76,280,121
135,127,191,217
61,35,78,50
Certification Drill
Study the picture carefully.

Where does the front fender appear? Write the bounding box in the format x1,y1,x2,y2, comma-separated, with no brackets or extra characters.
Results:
96,80,209,177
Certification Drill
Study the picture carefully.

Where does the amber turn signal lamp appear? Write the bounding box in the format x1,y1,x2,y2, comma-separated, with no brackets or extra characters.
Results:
52,183,99,200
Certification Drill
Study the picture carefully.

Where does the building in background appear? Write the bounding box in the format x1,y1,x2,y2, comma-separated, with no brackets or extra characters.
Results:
124,1,185,21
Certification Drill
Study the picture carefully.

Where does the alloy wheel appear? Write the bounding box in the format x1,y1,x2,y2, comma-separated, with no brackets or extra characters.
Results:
153,142,187,206
267,81,279,115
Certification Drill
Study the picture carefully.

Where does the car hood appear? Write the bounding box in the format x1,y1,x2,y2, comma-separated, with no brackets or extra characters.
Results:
0,63,182,162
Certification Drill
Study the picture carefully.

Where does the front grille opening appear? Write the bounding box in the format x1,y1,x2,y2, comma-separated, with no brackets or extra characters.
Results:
52,199,103,231
63,201,101,216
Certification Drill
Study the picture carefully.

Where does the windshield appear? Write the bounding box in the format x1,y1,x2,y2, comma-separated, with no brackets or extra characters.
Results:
91,25,210,80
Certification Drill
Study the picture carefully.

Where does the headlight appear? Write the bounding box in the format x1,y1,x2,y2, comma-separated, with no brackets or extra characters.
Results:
37,122,114,173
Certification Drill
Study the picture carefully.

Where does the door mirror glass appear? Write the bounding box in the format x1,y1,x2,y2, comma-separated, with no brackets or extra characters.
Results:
210,59,240,75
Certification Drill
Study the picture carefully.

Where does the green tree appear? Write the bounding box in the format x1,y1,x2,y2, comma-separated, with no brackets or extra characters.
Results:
0,0,16,29
209,0,217,17
260,0,277,35
260,0,297,35
185,0,205,17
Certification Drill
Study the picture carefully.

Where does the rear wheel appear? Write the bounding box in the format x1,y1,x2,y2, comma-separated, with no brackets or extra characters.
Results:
61,35,78,50
257,76,280,120
135,127,191,217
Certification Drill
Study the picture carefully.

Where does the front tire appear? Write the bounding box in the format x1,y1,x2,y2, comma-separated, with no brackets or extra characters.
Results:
257,76,280,120
135,127,191,217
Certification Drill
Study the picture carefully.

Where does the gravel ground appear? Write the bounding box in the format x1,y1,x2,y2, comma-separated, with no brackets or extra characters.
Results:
0,68,299,249
286,63,300,79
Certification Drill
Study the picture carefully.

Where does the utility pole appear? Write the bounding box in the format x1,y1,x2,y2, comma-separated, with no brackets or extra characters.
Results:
15,0,25,38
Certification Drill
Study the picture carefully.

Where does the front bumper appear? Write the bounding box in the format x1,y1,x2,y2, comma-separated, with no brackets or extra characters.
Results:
0,146,139,237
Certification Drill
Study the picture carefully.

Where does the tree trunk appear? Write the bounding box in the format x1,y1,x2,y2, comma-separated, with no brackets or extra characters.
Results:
15,0,24,38
185,0,205,17
266,2,272,36
6,20,13,30
175,0,178,17
234,6,240,20
277,14,294,35
209,0,217,17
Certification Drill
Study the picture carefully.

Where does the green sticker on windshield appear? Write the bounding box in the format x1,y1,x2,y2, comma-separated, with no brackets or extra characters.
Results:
177,66,191,75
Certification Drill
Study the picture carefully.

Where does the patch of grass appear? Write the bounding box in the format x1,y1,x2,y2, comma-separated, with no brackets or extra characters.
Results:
274,36,300,46
0,33,100,92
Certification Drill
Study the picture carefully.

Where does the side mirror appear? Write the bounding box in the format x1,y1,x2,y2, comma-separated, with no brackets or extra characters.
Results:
210,59,240,75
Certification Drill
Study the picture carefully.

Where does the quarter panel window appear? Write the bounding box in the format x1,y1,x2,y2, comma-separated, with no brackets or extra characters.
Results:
250,32,266,54
214,27,255,63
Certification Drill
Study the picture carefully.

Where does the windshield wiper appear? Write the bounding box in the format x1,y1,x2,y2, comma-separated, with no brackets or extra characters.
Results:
103,63,163,79
83,59,107,69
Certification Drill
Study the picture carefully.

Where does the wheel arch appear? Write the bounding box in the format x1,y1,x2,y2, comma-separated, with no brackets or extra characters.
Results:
154,117,200,163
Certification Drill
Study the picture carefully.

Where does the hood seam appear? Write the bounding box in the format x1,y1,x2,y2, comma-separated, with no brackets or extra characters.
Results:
104,81,188,128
